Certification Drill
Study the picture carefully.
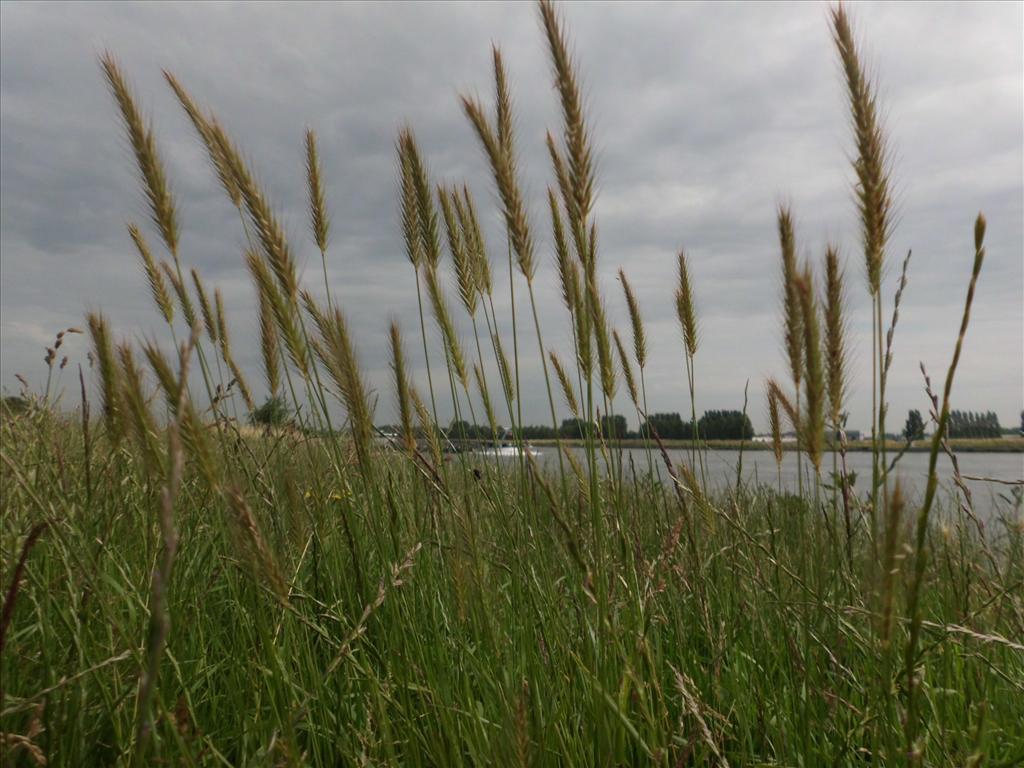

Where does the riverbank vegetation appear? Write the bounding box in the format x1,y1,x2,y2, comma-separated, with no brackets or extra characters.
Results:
2,2,1022,765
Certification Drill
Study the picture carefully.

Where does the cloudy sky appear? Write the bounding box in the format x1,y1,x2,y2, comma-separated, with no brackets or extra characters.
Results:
2,1,1021,434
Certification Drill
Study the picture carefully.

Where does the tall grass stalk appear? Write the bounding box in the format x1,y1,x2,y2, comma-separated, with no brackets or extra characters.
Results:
903,215,986,759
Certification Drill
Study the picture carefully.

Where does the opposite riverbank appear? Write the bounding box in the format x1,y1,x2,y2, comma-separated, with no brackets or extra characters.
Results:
528,437,1024,453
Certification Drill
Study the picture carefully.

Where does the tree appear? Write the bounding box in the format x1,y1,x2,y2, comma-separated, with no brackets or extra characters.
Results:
1,395,30,417
903,409,925,441
948,409,1001,439
250,395,291,427
698,409,754,440
559,418,596,439
520,424,555,440
599,414,628,440
642,412,690,440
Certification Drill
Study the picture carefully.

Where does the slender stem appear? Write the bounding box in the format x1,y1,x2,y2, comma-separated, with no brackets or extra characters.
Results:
414,269,440,429
526,280,566,485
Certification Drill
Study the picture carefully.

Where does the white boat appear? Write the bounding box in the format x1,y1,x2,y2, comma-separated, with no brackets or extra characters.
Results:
475,442,542,458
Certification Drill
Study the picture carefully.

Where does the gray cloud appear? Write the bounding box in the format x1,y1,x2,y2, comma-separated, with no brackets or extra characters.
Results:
2,0,1021,433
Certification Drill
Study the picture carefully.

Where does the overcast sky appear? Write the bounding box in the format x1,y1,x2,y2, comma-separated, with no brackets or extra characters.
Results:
2,1,1021,434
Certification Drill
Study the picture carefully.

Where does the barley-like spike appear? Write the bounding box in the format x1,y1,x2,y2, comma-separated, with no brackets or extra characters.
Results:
181,400,218,488
117,342,162,476
424,265,468,388
767,386,784,466
675,250,699,358
439,186,477,316
213,288,229,346
87,312,123,444
545,133,576,242
397,129,423,269
142,339,179,410
587,273,616,400
459,185,492,296
207,118,299,299
389,321,417,456
561,444,589,502
613,330,639,408
163,71,242,208
618,269,647,369
493,46,514,163
538,0,594,226
778,206,803,388
245,249,307,380
411,387,442,469
545,132,589,273
305,128,330,254
493,332,516,404
190,269,219,345
549,187,579,316
224,487,290,603
474,363,498,436
823,245,849,427
549,350,579,418
796,266,825,472
128,224,174,325
308,302,375,466
214,289,254,412
252,285,280,400
160,262,198,331
400,129,443,271
831,4,893,295
100,53,179,256
460,90,535,281
767,378,800,434
573,279,592,379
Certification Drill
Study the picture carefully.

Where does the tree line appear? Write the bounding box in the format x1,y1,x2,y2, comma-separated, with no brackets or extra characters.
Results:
903,408,1010,441
439,409,754,441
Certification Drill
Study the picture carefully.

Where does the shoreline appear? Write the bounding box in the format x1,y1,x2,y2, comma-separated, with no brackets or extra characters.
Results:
526,437,1024,453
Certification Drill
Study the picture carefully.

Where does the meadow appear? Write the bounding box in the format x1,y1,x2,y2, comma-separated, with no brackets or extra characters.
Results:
2,2,1022,765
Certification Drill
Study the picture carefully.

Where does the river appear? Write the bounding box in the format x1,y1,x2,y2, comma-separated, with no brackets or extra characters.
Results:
530,447,1024,522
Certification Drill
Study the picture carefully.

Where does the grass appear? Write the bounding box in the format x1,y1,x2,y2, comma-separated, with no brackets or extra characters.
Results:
2,1,1023,765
